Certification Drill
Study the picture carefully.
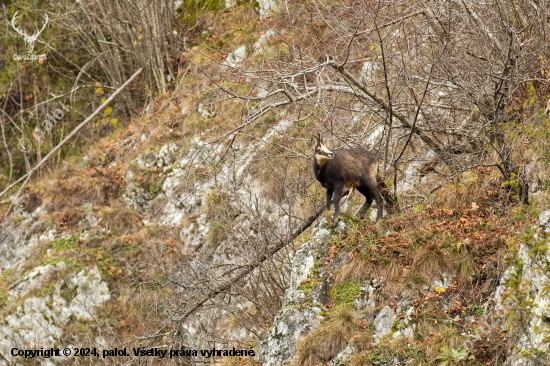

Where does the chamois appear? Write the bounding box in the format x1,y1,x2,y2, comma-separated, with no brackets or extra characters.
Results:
312,135,383,226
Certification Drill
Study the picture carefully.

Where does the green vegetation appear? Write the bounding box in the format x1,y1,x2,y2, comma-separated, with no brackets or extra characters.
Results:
331,279,362,308
436,346,473,365
177,0,225,29
298,278,320,295
51,237,78,252
298,277,320,305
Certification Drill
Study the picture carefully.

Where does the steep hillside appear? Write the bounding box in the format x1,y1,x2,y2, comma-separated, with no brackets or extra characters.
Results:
1,0,550,365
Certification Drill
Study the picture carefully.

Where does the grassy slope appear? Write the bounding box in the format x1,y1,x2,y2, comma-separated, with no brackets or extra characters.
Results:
295,171,539,365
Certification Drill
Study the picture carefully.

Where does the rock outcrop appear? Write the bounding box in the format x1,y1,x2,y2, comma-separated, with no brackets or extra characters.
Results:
258,218,418,365
258,0,278,18
495,210,550,366
258,220,331,365
0,265,110,365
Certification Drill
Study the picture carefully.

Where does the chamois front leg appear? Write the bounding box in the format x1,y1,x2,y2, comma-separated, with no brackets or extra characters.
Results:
326,189,333,210
332,185,345,227
356,197,373,219
355,186,373,219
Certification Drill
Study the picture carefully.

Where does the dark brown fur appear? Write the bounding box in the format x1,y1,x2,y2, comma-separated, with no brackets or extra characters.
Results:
312,136,383,226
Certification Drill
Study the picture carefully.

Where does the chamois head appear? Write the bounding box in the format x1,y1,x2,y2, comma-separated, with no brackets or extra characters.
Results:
312,134,334,167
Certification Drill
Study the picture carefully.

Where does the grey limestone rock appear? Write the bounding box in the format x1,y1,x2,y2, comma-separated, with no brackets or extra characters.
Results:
495,227,550,365
258,0,278,18
258,220,331,366
373,306,396,341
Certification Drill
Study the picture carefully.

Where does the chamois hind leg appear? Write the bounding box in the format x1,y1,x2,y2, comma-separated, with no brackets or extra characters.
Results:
326,189,333,211
355,186,373,219
373,185,384,221
332,185,345,227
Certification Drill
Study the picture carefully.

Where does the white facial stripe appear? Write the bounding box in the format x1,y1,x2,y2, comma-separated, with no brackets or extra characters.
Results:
319,143,332,155
315,153,331,166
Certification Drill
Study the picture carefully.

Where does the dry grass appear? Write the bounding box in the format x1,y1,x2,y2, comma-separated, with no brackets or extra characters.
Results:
95,205,141,235
21,188,43,213
220,356,260,366
349,353,370,366
58,206,85,229
308,168,538,364
426,329,468,360
331,168,532,303
405,243,451,285
296,307,358,366
201,6,261,52
39,165,125,213
334,256,375,283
